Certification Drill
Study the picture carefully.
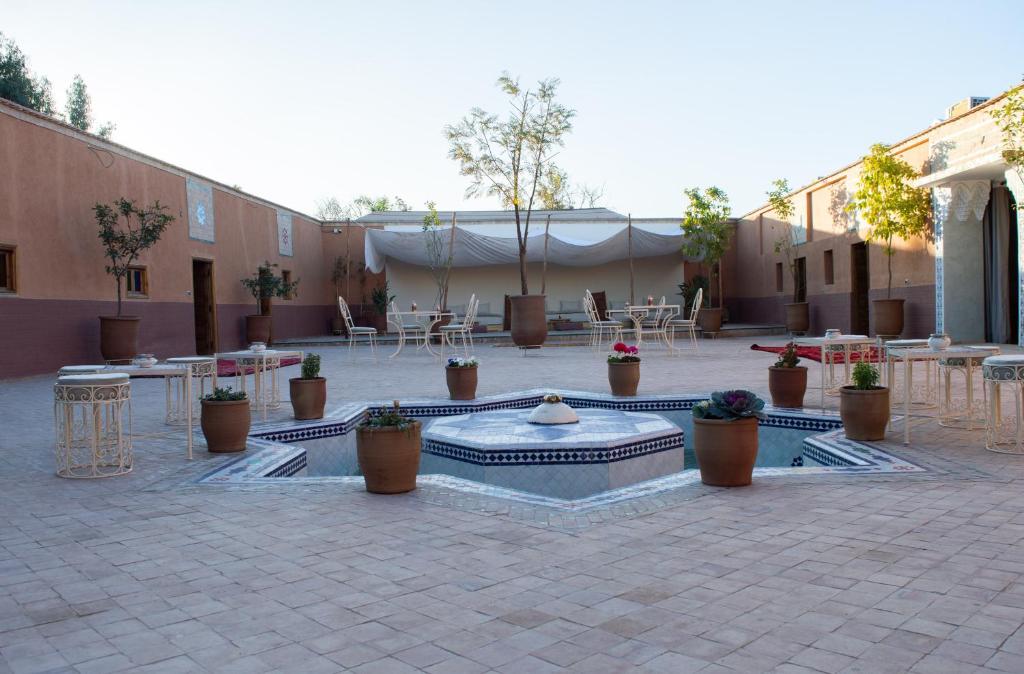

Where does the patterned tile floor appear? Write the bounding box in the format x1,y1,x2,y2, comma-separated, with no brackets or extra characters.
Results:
3,339,1024,673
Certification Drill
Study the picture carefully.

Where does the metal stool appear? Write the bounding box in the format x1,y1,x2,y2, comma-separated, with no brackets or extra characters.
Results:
164,357,217,425
983,355,1024,454
54,373,132,478
939,346,1000,429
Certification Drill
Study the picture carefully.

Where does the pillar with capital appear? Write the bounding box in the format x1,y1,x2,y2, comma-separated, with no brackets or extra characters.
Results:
932,180,990,343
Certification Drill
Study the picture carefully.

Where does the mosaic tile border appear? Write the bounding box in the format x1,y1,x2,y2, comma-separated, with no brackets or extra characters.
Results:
422,432,685,467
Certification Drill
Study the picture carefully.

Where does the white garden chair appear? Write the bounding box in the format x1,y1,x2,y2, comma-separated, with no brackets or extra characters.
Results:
440,294,478,358
585,290,622,349
388,301,425,356
338,296,378,356
668,288,702,353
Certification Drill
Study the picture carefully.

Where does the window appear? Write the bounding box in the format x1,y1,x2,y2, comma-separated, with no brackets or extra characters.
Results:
824,249,834,285
775,263,784,293
282,270,293,299
126,266,148,297
0,246,15,293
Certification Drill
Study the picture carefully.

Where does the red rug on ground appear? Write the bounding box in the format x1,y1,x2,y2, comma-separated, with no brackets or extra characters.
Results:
750,344,881,364
217,357,302,377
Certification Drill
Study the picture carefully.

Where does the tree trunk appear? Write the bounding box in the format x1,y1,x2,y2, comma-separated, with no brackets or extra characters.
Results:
717,261,724,310
541,215,550,295
116,277,123,317
515,205,528,295
886,237,893,300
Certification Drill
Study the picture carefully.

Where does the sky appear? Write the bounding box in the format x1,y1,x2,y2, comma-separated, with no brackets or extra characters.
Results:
5,1,1024,218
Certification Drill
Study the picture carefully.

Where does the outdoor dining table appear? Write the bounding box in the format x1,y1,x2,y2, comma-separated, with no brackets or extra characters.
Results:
216,349,304,420
103,362,202,459
794,335,876,409
607,305,680,347
390,311,455,358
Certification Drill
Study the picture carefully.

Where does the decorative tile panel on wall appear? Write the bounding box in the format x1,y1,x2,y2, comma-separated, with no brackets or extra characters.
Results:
186,177,215,243
277,211,293,257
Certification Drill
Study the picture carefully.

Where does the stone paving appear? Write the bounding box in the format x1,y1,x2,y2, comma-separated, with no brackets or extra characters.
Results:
3,339,1024,673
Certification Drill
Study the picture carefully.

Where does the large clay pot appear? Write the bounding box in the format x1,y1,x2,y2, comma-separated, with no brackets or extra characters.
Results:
331,316,345,335
245,315,272,344
699,308,723,334
839,387,890,440
768,366,808,408
290,377,327,420
357,421,422,494
608,361,640,396
98,316,140,361
784,302,809,334
872,299,905,337
446,366,478,400
510,295,548,347
200,399,251,453
692,416,759,487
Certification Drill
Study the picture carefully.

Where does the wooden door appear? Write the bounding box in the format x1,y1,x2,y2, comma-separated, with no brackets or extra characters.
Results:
192,259,217,355
850,243,869,335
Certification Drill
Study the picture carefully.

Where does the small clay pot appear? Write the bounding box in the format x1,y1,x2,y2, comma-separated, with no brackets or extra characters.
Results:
98,316,140,362
290,377,327,420
692,416,759,487
200,398,251,453
839,386,890,440
608,361,640,396
699,308,722,333
445,366,478,400
768,366,807,408
356,422,422,494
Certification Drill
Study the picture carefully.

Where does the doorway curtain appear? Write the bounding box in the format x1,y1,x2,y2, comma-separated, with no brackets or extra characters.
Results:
984,186,1017,344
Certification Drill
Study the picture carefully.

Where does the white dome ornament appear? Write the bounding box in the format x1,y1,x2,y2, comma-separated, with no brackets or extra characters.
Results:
527,393,580,425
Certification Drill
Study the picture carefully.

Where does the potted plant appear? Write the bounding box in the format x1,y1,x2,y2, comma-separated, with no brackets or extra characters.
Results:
356,401,421,494
845,143,931,337
840,362,889,440
445,356,479,400
692,390,765,487
681,187,732,333
446,73,574,348
768,342,807,408
767,179,808,334
290,353,326,420
370,282,395,334
241,261,299,344
200,386,250,453
94,199,174,361
607,342,640,396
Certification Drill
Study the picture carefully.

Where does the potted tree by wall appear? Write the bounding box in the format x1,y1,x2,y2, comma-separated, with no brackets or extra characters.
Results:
692,390,765,487
356,401,421,494
768,342,807,408
240,261,299,345
446,73,575,348
840,362,889,440
845,143,930,337
370,282,395,334
94,199,174,361
445,356,479,400
200,386,250,453
607,342,640,396
767,179,808,334
681,187,732,334
290,353,326,420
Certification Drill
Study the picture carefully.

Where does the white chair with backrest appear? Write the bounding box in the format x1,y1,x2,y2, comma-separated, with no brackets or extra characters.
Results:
440,294,478,358
338,296,377,356
585,290,622,349
668,288,702,353
389,301,425,350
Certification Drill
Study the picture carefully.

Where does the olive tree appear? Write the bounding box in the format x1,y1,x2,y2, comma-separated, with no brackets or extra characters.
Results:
681,187,732,309
767,178,801,302
94,199,174,316
446,73,575,295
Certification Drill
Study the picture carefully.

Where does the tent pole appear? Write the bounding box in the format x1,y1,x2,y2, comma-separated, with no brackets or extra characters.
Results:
628,213,635,306
541,214,551,296
444,212,457,310
345,218,351,303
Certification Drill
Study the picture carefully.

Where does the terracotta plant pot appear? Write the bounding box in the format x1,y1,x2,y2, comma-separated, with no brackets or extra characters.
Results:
98,316,140,361
446,366,478,400
245,314,272,344
331,316,345,335
839,387,890,441
431,314,451,345
692,416,759,487
290,377,327,420
510,294,548,347
768,366,808,408
356,421,422,494
872,298,905,337
200,399,251,453
608,361,640,396
784,302,809,334
698,308,723,333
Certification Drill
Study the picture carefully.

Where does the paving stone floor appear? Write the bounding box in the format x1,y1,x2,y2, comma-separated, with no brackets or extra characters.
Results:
3,339,1024,673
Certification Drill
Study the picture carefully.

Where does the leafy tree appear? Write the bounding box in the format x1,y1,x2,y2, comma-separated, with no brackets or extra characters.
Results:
422,201,456,310
537,165,605,210
680,187,732,309
315,195,410,220
240,261,299,314
446,72,575,294
845,143,931,298
990,84,1024,210
767,178,801,302
94,199,174,316
315,197,348,221
65,74,91,131
0,32,54,114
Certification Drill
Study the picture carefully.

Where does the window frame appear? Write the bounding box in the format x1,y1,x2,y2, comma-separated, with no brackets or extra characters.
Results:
775,262,784,293
125,265,149,298
823,249,835,286
0,245,15,294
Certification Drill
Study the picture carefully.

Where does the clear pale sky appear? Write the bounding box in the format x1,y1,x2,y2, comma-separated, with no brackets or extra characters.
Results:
6,1,1023,218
